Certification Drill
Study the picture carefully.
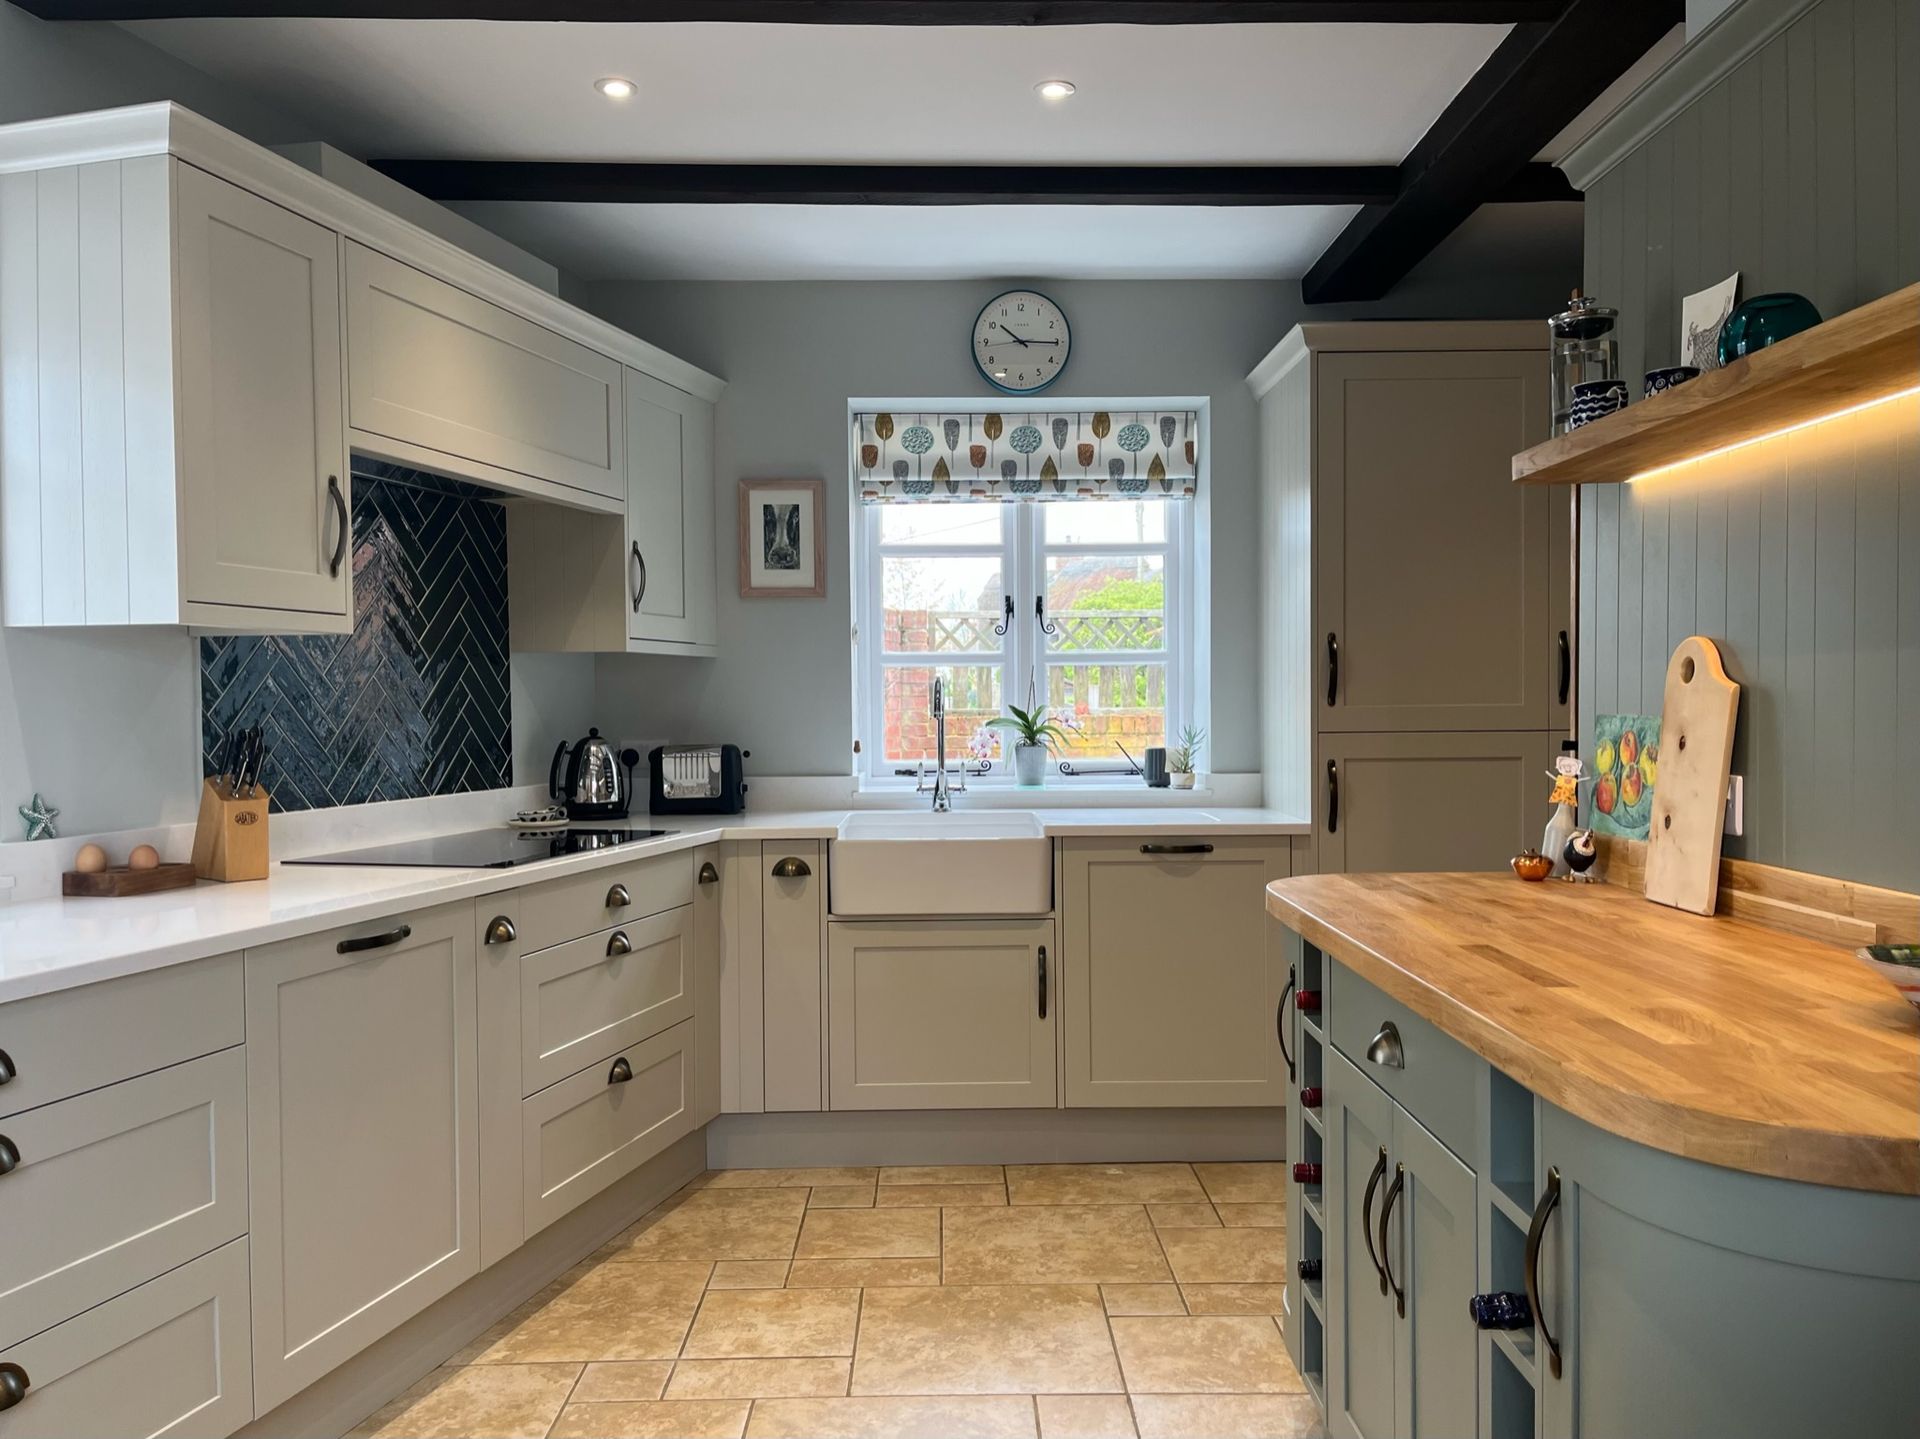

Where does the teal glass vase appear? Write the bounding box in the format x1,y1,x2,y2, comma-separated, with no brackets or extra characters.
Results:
1717,292,1822,364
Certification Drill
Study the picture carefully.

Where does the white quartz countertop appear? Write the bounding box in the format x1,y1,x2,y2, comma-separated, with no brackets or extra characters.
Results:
0,806,1305,1003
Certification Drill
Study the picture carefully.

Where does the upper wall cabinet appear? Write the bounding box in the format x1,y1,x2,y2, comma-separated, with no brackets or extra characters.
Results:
1,157,351,631
344,243,625,507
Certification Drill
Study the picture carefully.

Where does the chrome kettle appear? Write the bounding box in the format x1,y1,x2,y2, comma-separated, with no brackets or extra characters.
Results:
550,728,640,821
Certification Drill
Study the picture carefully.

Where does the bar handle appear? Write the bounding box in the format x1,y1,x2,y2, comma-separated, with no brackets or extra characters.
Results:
1361,1145,1389,1295
1380,1161,1407,1317
1525,1165,1565,1379
327,475,348,578
1139,843,1213,855
1327,632,1339,706
1276,966,1296,1081
337,924,411,955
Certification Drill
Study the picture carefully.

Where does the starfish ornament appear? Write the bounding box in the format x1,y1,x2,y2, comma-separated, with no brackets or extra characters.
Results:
18,792,59,841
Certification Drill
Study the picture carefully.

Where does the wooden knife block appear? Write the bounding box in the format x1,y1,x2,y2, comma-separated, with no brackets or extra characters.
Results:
191,778,270,882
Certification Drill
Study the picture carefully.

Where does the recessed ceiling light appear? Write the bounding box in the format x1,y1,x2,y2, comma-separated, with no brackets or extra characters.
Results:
1035,79,1076,101
595,76,636,100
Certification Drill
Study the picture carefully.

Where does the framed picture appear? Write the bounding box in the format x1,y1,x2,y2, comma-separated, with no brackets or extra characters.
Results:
1680,272,1740,371
739,478,826,598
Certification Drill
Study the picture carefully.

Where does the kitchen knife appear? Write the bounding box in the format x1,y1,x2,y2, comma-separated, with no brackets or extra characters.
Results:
246,727,266,798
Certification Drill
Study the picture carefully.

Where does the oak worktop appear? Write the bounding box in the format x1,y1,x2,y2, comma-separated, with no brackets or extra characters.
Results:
1266,872,1920,1195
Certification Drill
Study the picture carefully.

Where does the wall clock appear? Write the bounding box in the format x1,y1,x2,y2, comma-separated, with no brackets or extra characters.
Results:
972,289,1070,394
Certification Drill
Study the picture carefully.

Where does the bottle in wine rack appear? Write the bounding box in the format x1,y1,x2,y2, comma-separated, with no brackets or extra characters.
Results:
1297,1258,1322,1282
1296,989,1322,1014
1292,1162,1322,1185
1467,1292,1533,1330
1299,1086,1323,1108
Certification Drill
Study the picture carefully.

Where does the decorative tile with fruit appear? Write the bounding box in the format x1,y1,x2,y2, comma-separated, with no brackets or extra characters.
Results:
1591,713,1661,840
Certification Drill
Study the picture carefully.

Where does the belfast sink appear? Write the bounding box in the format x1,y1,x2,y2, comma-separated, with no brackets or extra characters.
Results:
829,811,1051,917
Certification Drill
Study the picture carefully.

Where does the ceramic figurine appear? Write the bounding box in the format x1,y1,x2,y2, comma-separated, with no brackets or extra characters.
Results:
1543,744,1590,878
1563,828,1599,882
17,791,58,840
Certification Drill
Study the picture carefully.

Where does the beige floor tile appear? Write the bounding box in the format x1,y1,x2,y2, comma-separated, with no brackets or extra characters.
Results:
796,1207,941,1258
1101,1284,1186,1317
666,1358,852,1399
709,1260,791,1289
808,1185,877,1208
570,1362,673,1403
1193,1163,1288,1205
942,1206,1173,1285
1130,1393,1321,1438
746,1396,1037,1438
852,1285,1122,1396
549,1400,751,1438
874,1184,1007,1207
467,1263,710,1363
1037,1394,1139,1439
347,1363,580,1439
1215,1203,1288,1228
1180,1284,1290,1316
1156,1227,1289,1285
606,1191,806,1263
446,1270,583,1365
1110,1317,1303,1394
1145,1203,1219,1229
706,1167,879,1189
879,1165,1006,1186
787,1257,942,1288
1007,1164,1208,1206
683,1287,862,1358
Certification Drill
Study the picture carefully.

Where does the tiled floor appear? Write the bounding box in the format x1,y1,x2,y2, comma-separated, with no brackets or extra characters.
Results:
350,1163,1319,1439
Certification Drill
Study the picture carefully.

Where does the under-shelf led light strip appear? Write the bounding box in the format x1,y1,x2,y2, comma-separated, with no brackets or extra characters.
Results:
1625,383,1920,484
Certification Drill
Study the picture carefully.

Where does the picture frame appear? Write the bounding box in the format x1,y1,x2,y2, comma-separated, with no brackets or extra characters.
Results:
739,478,826,598
1680,272,1740,371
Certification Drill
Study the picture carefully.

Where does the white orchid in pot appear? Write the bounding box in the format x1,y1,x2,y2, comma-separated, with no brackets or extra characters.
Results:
1168,724,1206,790
984,680,1075,787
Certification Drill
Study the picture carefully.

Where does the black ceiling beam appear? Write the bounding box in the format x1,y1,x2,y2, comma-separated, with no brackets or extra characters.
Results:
14,2,1566,22
1301,0,1677,303
369,159,1575,207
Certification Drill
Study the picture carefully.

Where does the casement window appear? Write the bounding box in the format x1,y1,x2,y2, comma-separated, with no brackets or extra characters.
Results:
849,407,1203,786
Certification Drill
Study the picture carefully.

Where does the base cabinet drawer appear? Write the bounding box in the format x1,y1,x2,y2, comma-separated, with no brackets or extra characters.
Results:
1329,961,1478,1162
0,1049,247,1349
517,852,693,954
522,1020,695,1237
0,1238,252,1439
522,907,693,1095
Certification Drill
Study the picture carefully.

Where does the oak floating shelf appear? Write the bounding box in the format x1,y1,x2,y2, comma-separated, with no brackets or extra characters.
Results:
1513,283,1919,486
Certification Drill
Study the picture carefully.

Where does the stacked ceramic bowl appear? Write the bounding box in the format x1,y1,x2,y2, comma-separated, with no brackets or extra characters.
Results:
1568,379,1630,430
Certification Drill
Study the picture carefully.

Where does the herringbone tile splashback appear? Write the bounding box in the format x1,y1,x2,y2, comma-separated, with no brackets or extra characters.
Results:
200,462,512,812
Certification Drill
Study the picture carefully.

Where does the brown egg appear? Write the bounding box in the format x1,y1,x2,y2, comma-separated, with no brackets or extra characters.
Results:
74,842,108,873
128,844,161,870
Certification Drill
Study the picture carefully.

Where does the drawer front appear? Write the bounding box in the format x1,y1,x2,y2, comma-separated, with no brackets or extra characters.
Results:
521,1020,694,1237
0,1238,252,1439
0,956,243,1120
521,906,694,1096
1329,961,1479,1160
517,851,693,954
0,1049,247,1350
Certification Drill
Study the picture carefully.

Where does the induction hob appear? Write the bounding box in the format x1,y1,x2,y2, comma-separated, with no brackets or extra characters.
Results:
283,826,676,870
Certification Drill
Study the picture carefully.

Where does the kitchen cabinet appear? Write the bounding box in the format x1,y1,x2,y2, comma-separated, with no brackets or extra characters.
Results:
344,241,624,504
1325,1048,1396,1439
692,843,724,1128
1059,837,1289,1107
244,901,480,1412
518,906,693,1095
1317,731,1556,875
763,843,825,1113
1,157,349,631
827,920,1056,1110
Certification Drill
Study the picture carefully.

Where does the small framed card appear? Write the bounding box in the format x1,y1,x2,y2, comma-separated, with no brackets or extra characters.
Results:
1681,272,1740,371
739,478,826,598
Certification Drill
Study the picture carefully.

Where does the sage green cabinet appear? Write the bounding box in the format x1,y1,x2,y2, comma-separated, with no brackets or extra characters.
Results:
244,901,481,1413
1326,1048,1396,1439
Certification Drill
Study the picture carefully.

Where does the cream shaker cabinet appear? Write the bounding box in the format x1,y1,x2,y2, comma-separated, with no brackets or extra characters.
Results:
1060,838,1290,1108
1,157,350,631
244,901,481,1413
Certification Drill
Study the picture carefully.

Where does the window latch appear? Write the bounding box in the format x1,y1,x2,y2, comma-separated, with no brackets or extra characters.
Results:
1036,595,1059,638
993,595,1013,637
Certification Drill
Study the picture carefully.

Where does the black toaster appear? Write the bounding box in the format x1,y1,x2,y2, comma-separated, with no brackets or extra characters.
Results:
647,745,749,815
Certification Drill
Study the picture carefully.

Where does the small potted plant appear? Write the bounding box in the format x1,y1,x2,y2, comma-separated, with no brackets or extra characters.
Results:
1168,724,1206,790
985,702,1073,787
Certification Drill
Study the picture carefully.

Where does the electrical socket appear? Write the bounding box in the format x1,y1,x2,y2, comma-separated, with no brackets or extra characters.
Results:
1724,775,1745,836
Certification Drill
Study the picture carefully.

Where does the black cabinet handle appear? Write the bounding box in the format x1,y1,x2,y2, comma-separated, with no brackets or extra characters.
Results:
698,861,720,885
1526,1165,1564,1379
337,924,411,954
631,541,648,611
1140,842,1213,856
484,915,517,946
607,930,632,957
0,1362,28,1412
1558,630,1571,706
1276,966,1295,1082
0,1047,13,1086
608,1056,633,1085
0,1134,18,1176
1361,1145,1390,1295
1327,759,1339,834
606,883,631,908
1037,945,1048,1020
1379,1160,1407,1318
1326,632,1339,706
326,475,348,578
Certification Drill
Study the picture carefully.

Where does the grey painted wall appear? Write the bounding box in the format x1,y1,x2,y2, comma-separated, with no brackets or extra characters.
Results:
0,11,595,837
1577,0,1920,887
583,264,1576,778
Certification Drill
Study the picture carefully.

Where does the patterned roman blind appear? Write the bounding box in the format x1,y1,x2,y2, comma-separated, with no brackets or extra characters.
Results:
851,409,1199,503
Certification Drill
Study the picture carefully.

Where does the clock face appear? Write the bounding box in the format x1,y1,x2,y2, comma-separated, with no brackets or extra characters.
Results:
973,289,1070,394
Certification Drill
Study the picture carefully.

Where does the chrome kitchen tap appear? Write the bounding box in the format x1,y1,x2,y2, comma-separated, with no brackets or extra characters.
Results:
929,676,952,812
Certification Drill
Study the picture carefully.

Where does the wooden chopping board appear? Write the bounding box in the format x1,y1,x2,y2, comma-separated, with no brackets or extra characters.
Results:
1644,635,1741,916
